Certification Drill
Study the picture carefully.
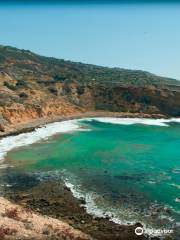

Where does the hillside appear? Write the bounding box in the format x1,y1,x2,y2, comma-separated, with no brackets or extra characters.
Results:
0,45,180,87
0,45,180,134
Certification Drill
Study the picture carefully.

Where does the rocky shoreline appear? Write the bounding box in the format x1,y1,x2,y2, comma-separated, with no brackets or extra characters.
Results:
4,174,151,240
0,111,177,240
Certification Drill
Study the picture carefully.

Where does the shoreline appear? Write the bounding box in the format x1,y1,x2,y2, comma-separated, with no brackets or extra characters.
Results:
0,111,178,240
4,177,149,240
0,111,168,139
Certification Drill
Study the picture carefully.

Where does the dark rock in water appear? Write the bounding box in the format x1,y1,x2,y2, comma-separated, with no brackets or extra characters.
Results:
120,194,128,199
105,215,111,220
64,186,70,191
135,222,143,228
80,198,86,205
114,174,143,182
164,208,172,214
5,173,40,191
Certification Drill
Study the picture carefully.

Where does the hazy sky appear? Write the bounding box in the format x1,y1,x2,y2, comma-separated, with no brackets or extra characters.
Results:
0,1,180,79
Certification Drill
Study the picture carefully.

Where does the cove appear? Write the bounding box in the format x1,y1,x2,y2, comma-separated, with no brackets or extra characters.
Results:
0,118,180,236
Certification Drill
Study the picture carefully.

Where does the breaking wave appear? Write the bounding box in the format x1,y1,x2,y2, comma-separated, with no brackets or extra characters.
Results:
0,119,88,166
84,117,180,127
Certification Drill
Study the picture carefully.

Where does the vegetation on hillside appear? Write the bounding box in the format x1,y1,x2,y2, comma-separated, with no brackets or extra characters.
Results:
0,45,180,88
0,45,179,133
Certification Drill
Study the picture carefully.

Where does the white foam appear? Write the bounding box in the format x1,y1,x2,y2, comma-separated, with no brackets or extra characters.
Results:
169,183,180,189
148,180,156,184
63,174,175,238
172,168,180,174
0,119,88,167
64,180,84,200
1,117,179,167
0,164,13,169
84,117,180,127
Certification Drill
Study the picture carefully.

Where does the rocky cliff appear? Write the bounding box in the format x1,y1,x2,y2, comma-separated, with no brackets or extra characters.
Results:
0,45,180,133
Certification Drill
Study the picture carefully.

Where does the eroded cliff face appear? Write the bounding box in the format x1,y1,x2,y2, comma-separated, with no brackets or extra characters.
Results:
0,75,83,133
62,82,180,116
0,99,82,134
0,99,81,126
0,46,180,134
0,72,180,134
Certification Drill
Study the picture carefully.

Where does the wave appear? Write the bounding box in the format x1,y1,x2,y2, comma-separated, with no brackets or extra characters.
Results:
175,198,180,203
62,171,177,238
0,116,179,167
169,183,180,189
0,116,179,163
84,117,180,127
0,119,88,166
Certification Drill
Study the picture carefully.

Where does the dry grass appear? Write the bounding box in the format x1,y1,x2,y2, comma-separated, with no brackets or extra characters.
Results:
0,197,92,240
3,207,20,220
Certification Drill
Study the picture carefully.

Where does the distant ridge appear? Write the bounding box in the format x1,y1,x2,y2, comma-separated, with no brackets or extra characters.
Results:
0,45,179,88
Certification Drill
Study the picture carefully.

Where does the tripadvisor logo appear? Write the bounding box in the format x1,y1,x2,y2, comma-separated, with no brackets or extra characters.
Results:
135,227,144,236
135,226,174,236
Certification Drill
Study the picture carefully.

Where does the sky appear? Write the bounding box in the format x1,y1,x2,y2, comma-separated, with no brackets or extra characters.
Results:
0,1,180,80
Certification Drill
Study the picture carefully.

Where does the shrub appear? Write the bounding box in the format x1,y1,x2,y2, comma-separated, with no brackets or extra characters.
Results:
4,81,17,91
0,226,17,239
4,207,20,220
16,79,28,88
48,86,58,95
19,92,28,98
53,74,66,82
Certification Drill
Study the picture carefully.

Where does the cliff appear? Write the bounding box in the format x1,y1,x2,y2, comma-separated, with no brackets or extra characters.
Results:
0,45,180,134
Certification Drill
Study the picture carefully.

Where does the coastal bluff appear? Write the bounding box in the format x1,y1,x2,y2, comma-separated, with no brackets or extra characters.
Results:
0,45,180,134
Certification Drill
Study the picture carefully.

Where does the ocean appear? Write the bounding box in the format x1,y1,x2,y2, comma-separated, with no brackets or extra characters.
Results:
0,117,180,237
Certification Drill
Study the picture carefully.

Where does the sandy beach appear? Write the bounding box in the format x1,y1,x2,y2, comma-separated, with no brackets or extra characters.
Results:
0,111,167,138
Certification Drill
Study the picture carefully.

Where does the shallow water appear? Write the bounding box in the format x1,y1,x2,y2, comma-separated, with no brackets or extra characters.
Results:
1,118,180,236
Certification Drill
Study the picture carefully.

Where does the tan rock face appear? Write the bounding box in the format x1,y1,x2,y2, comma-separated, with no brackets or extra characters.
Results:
0,74,180,134
0,71,83,132
0,98,82,132
63,83,180,116
0,45,179,134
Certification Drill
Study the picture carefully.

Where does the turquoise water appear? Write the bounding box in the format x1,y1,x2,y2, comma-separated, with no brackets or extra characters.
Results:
2,119,180,233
